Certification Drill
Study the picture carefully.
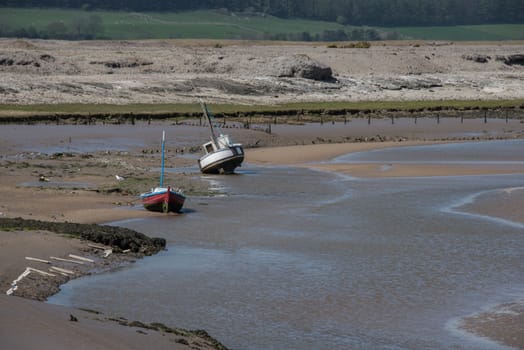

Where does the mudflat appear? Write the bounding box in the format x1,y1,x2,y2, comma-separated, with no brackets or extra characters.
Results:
1,38,524,349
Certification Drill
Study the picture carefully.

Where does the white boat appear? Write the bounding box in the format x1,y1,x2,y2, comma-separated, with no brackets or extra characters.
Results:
198,102,244,174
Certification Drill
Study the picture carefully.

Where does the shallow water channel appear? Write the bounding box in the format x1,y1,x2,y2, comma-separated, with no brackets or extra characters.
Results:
49,140,524,350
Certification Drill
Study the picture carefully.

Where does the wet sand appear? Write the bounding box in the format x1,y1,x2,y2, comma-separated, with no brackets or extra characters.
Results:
0,294,225,350
0,225,226,349
456,187,524,225
1,121,524,349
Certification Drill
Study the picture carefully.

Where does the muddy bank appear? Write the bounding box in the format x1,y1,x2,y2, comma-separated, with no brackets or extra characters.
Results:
0,217,166,301
1,104,524,125
0,217,166,255
0,294,228,350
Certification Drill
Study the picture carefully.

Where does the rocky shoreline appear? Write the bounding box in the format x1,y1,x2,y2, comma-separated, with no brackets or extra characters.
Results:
1,39,524,106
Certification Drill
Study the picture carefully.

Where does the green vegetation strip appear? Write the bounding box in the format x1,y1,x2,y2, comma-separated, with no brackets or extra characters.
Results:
1,8,524,41
1,100,524,120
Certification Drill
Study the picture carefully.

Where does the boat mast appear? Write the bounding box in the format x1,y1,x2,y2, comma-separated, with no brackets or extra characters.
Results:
200,101,219,141
160,130,165,188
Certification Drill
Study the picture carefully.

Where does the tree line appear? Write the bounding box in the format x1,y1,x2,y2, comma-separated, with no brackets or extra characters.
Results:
1,0,523,26
0,13,103,40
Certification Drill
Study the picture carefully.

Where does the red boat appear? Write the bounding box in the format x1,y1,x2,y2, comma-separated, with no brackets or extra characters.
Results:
140,131,185,213
140,186,185,213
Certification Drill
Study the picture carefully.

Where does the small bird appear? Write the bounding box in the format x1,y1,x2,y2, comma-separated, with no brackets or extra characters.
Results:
115,175,124,181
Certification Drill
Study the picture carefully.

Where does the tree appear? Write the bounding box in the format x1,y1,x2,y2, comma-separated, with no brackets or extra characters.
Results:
45,21,69,39
72,14,103,39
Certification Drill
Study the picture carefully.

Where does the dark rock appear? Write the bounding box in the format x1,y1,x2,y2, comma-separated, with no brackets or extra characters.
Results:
39,54,55,62
275,54,335,82
501,54,524,66
0,58,15,66
374,77,442,90
462,54,490,63
90,59,153,69
0,217,166,255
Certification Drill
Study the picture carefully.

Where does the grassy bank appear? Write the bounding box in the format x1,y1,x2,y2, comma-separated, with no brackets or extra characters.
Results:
1,100,523,123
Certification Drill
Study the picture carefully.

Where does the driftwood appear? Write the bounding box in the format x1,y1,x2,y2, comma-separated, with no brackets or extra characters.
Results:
27,267,56,277
6,267,32,295
88,243,107,250
50,256,84,265
49,266,74,275
25,257,50,264
88,243,113,258
68,254,94,263
6,266,59,295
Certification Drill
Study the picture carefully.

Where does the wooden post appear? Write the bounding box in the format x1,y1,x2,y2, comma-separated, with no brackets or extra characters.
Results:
484,110,487,123
414,116,417,124
437,113,440,124
391,115,394,124
506,109,509,123
368,115,371,125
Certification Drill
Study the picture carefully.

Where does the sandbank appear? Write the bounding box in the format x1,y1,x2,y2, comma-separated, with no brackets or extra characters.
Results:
247,140,524,178
246,140,427,165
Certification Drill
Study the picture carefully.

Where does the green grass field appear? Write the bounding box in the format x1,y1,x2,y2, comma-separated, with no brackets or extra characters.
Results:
390,24,524,41
1,7,523,41
0,8,344,40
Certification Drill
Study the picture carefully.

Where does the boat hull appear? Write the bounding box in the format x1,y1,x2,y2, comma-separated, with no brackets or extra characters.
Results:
140,187,185,213
199,146,244,174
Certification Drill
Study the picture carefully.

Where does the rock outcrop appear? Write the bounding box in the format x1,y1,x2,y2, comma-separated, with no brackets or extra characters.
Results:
498,54,524,66
462,54,490,63
274,54,335,82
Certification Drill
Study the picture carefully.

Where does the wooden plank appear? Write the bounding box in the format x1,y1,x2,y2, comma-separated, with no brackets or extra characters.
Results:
50,266,74,275
27,267,56,277
25,257,50,264
50,256,84,265
88,243,108,250
68,254,94,263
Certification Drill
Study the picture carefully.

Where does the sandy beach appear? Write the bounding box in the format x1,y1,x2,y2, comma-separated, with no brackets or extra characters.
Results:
1,38,524,349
